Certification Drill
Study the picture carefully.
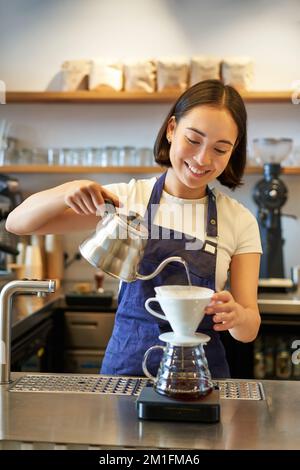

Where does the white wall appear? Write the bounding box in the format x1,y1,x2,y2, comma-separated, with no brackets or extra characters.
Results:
1,0,300,286
1,0,300,90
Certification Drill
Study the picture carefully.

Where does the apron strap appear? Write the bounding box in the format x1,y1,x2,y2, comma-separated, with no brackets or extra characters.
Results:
206,187,218,238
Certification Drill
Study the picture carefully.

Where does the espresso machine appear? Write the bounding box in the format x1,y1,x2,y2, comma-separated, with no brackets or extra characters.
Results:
252,138,296,292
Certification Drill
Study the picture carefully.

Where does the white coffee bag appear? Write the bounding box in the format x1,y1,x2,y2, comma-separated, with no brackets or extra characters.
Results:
61,60,91,91
89,60,123,91
124,60,156,93
221,57,254,90
156,58,189,92
190,56,221,86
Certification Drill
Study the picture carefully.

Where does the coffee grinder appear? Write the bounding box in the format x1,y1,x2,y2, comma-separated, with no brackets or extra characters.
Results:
252,138,296,291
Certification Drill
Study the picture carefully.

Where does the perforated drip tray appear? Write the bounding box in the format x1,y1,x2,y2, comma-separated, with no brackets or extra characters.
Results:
9,374,265,400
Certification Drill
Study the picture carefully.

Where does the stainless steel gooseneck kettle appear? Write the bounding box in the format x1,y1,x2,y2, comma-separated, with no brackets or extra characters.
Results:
79,204,188,283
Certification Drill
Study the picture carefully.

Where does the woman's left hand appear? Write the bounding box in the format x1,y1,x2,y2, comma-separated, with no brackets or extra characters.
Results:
204,290,245,332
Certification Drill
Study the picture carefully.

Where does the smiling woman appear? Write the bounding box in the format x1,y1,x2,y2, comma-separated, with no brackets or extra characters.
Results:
164,106,238,198
6,79,261,379
154,79,247,195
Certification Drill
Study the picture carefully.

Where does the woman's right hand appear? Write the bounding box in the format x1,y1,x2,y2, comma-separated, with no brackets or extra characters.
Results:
64,180,121,216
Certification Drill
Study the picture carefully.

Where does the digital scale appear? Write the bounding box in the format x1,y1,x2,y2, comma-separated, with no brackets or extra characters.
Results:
136,386,220,423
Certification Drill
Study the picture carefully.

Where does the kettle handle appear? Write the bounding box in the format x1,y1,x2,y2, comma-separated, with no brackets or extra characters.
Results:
142,345,165,382
144,298,167,321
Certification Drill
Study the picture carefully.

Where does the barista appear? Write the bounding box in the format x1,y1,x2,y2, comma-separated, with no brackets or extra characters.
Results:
6,80,262,378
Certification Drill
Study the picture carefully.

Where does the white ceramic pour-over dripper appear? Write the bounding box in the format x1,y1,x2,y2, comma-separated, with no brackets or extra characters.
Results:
144,286,214,338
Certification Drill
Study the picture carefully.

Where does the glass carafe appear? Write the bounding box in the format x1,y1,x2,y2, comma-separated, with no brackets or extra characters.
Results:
142,342,213,400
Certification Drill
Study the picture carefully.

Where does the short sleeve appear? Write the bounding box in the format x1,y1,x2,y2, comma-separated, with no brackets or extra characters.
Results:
102,177,157,216
102,179,136,200
234,209,263,255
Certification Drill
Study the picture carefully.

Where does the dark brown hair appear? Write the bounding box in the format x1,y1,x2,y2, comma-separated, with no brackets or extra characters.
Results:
154,79,247,189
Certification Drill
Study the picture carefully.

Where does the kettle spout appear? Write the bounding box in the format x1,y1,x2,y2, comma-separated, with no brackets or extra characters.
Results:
136,256,190,283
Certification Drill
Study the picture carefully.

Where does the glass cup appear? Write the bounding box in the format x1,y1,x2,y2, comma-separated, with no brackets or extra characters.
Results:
32,148,48,165
81,147,94,166
47,148,61,165
92,147,106,166
118,146,136,166
136,147,153,166
63,148,82,166
18,148,33,165
102,146,119,166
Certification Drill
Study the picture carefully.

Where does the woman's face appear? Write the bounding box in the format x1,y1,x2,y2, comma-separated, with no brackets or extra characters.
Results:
166,105,238,197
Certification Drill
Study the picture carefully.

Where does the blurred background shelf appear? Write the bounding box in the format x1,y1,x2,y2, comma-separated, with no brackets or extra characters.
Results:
245,166,300,174
0,165,300,174
6,90,293,104
0,165,164,173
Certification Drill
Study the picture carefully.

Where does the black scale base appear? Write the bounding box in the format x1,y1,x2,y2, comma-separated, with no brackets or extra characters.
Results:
136,387,220,423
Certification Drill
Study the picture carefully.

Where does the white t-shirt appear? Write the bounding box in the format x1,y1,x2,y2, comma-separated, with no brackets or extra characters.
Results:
104,177,262,291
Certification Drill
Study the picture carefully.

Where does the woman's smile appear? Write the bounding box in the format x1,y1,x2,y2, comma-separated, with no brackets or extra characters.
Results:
184,160,212,178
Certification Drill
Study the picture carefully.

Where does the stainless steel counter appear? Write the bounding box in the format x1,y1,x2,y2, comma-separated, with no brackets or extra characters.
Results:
0,373,300,449
258,289,300,314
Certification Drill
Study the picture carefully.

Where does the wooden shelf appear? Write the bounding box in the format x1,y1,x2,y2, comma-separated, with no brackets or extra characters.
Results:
246,166,300,175
0,165,164,174
6,90,293,104
0,165,299,174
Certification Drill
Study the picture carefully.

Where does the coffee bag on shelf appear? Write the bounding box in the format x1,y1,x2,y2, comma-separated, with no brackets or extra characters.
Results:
156,58,189,92
124,60,156,92
89,60,123,91
221,57,254,90
190,56,221,86
61,60,91,91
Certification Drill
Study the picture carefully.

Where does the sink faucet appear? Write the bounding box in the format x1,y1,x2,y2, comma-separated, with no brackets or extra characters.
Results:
0,279,56,384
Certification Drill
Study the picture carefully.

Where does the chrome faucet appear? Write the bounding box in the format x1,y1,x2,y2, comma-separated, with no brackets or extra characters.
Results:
0,279,56,384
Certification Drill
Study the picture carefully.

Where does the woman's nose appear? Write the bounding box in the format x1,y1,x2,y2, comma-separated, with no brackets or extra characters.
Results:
193,147,212,166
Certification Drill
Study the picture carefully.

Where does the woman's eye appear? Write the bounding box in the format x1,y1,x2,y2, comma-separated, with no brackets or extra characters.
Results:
186,137,200,145
214,148,227,155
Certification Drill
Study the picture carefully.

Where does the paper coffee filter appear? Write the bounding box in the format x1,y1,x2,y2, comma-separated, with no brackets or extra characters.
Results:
154,285,214,298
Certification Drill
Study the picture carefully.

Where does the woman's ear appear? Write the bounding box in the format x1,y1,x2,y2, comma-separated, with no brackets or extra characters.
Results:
166,116,176,142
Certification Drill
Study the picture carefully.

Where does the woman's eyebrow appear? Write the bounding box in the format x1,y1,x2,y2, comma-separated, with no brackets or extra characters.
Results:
187,127,234,146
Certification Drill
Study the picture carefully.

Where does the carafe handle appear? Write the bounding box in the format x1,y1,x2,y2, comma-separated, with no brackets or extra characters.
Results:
144,297,167,321
142,345,165,381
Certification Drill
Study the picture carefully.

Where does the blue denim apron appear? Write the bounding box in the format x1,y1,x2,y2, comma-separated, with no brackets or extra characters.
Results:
101,172,230,378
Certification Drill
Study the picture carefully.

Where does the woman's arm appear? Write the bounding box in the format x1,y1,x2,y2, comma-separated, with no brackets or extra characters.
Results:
5,179,121,235
205,253,261,342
